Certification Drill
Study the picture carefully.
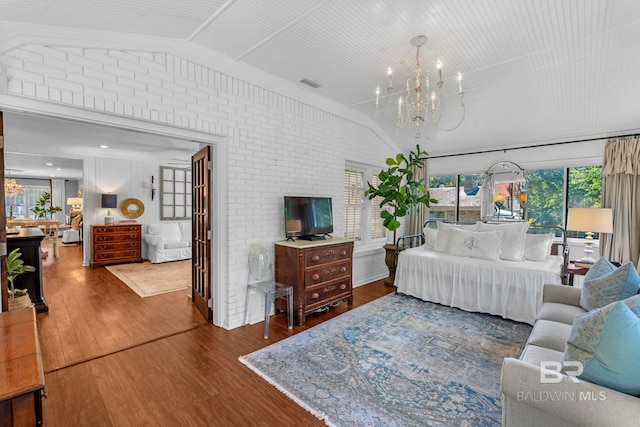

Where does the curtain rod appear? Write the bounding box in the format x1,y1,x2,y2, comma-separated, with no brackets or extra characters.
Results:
426,131,640,160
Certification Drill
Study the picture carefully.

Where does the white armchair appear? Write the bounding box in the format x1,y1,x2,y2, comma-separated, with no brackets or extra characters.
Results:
142,222,192,263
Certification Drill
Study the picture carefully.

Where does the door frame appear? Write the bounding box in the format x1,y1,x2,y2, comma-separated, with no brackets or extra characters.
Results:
0,100,228,326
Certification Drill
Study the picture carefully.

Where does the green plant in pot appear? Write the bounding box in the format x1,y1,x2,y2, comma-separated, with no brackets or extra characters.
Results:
31,191,62,220
7,247,36,310
364,144,437,286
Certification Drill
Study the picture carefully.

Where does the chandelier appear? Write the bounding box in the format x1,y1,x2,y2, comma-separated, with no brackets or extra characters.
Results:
375,35,465,138
4,178,23,198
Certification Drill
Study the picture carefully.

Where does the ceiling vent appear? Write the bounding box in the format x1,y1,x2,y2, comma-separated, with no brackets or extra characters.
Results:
299,78,321,88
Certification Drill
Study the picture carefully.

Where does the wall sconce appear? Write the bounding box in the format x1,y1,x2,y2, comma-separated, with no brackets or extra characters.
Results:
101,194,118,225
151,175,156,201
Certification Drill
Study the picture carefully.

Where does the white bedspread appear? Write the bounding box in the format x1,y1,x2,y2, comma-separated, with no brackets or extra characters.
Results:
394,246,564,325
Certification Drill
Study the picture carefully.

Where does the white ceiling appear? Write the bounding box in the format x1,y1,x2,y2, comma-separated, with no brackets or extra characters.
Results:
2,0,640,163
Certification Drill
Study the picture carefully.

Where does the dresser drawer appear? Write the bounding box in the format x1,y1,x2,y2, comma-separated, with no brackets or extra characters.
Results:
304,260,351,285
94,241,141,252
94,249,141,262
305,278,351,308
93,225,140,234
94,232,140,243
303,244,351,268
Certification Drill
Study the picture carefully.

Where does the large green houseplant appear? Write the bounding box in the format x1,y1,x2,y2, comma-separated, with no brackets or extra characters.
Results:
364,144,437,285
31,191,62,220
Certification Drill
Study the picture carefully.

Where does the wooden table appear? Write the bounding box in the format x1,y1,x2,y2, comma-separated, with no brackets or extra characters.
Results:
0,308,45,426
567,260,621,286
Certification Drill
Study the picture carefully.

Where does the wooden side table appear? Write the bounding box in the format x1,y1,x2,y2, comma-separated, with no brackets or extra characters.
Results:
0,308,45,426
567,262,590,286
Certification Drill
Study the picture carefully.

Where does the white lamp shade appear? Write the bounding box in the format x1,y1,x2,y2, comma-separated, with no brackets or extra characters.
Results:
567,208,613,233
67,197,83,206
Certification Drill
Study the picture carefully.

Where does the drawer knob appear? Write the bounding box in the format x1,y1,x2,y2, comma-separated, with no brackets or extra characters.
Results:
340,250,346,256
311,255,320,261
340,284,347,290
312,274,320,281
311,292,319,299
340,267,347,272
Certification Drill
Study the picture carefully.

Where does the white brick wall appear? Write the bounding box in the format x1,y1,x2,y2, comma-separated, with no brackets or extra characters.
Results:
0,44,395,329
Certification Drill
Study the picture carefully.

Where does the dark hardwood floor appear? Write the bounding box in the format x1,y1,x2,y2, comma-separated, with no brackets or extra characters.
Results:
37,241,394,426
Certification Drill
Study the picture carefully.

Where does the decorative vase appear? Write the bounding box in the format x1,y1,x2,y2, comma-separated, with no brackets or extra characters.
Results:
383,244,405,287
8,290,33,310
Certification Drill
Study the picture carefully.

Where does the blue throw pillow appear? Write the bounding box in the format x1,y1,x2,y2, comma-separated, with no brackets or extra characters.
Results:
564,295,640,395
583,257,617,281
580,262,640,311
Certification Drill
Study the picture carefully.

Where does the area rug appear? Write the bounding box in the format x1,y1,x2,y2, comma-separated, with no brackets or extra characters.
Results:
105,260,191,298
239,293,531,427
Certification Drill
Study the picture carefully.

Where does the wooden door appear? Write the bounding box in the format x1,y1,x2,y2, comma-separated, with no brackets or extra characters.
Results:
192,145,211,320
1,112,7,311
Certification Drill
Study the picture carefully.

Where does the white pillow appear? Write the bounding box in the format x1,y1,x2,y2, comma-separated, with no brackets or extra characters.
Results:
147,224,163,235
476,221,529,261
446,228,503,261
524,233,554,261
433,221,479,253
424,227,438,249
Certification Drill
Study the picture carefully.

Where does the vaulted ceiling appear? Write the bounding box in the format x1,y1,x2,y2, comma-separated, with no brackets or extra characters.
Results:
2,0,640,159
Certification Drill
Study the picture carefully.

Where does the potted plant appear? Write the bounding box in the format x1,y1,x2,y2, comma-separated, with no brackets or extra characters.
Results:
31,191,62,219
364,144,437,286
7,247,36,310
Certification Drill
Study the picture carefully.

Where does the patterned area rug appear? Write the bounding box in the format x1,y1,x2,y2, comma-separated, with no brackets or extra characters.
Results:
239,293,531,426
106,260,191,298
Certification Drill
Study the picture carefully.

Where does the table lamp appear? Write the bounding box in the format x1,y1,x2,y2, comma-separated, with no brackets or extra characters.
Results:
101,194,117,225
67,197,83,215
566,207,613,264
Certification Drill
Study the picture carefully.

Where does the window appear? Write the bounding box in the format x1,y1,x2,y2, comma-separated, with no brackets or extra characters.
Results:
5,183,49,220
344,165,386,245
428,165,603,237
160,166,192,220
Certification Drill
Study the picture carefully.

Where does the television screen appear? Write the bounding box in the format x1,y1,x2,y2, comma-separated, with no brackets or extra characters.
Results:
284,196,333,240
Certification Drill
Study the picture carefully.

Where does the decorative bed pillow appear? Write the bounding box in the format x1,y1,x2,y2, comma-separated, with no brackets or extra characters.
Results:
523,233,554,261
476,221,529,261
563,295,640,395
580,262,640,311
424,227,438,249
446,228,503,261
433,222,478,253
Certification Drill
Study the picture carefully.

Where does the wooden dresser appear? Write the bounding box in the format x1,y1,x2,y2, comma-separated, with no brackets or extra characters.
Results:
90,224,143,268
275,238,354,326
0,308,45,426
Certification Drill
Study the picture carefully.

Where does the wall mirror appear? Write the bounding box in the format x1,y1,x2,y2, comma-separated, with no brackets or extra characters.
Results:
160,166,192,220
480,161,527,221
121,198,144,218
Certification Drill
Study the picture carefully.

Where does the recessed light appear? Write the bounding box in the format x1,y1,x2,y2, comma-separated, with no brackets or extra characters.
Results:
99,145,109,149
45,162,53,166
56,168,62,171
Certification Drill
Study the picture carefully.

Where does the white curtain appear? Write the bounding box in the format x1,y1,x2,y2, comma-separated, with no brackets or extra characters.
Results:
51,179,66,224
600,137,640,266
407,159,429,235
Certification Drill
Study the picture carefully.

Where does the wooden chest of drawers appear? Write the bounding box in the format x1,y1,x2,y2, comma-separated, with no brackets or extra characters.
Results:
275,238,354,326
90,224,143,268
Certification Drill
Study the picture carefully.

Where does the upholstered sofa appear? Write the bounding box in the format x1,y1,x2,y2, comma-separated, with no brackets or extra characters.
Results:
501,283,640,426
142,222,192,263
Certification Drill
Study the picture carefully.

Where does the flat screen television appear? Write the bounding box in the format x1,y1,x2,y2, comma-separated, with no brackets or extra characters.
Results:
284,196,333,240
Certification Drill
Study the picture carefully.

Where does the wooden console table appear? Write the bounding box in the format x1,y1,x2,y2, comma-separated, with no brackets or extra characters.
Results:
275,238,354,326
7,228,47,313
0,308,45,426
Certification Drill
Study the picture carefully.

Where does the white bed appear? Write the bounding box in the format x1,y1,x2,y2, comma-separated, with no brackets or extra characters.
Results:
394,221,568,325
